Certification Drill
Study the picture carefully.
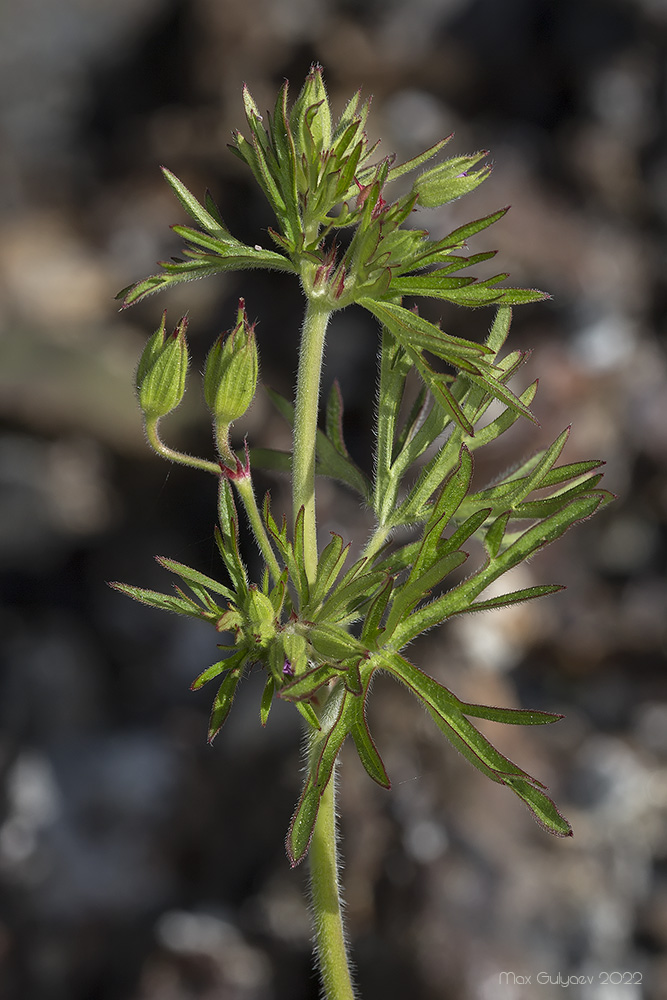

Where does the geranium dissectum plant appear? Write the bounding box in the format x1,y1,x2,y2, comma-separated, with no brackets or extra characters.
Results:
111,65,612,1000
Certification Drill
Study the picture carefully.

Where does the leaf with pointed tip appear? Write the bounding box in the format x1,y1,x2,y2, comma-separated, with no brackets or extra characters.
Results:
287,685,349,866
413,151,492,208
215,482,248,599
295,700,322,731
293,506,310,605
457,583,567,616
260,675,275,727
325,380,349,456
108,581,204,619
161,168,231,237
279,663,345,702
385,137,453,184
155,556,236,603
459,701,564,725
208,668,244,742
393,437,474,528
377,651,570,835
484,511,511,558
309,533,351,610
384,550,467,638
394,492,604,646
192,648,247,691
360,576,394,646
118,242,294,307
505,776,572,836
349,682,390,788
316,562,387,624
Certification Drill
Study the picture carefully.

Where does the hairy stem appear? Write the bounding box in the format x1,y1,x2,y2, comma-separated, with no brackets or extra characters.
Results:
145,417,221,476
309,770,356,1000
292,296,354,998
232,473,282,585
292,298,331,582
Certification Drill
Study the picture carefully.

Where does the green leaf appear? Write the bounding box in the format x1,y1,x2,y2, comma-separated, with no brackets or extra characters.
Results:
287,779,321,866
467,380,539,452
413,151,492,208
118,242,295,307
309,623,367,661
384,550,467,638
295,700,322,731
279,662,344,701
309,533,351,610
108,581,204,619
161,168,231,236
487,306,513,352
385,137,452,184
484,511,511,558
215,481,248,599
287,684,350,866
349,683,391,788
377,651,570,835
325,380,349,456
373,330,412,520
260,674,275,726
459,701,563,725
504,777,572,837
394,492,604,646
191,648,246,691
433,207,509,253
393,436,473,527
155,556,236,603
363,299,492,365
248,447,292,475
208,668,244,743
293,506,311,605
360,576,394,646
452,583,565,616
316,561,387,624
381,653,533,776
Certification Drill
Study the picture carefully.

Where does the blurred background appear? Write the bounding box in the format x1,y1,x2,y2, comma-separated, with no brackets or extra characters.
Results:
1,0,666,997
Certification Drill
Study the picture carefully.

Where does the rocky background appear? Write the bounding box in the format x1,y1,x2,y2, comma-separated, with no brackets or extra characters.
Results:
1,1,667,998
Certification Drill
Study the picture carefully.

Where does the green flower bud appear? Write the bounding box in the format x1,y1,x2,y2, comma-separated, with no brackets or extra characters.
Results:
136,312,188,419
245,585,276,645
289,62,332,157
204,299,258,425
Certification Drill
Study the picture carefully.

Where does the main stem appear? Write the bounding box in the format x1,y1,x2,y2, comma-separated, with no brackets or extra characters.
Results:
292,296,355,1000
292,297,330,582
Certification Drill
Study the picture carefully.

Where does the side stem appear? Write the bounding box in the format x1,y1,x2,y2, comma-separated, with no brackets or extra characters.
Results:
232,474,282,585
145,417,221,476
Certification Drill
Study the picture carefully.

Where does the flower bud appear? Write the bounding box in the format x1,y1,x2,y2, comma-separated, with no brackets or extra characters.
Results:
136,312,189,419
245,585,276,645
204,299,258,425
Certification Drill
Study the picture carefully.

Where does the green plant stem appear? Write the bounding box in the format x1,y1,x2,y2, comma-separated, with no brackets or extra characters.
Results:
232,474,282,585
292,295,354,999
361,522,392,565
292,297,331,582
145,416,221,475
309,771,355,1000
